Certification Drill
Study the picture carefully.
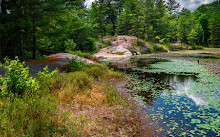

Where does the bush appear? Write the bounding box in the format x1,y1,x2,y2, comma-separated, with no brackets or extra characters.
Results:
82,53,100,62
0,57,39,96
83,64,109,79
114,52,124,55
137,41,145,47
0,58,77,136
0,94,66,136
70,72,92,90
68,50,87,57
152,44,161,52
63,56,89,72
141,44,167,54
68,51,99,62
103,40,112,46
191,44,203,50
166,43,188,51
37,66,59,93
64,39,76,52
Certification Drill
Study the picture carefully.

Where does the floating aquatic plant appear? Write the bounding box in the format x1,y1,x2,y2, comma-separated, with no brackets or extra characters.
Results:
126,59,220,136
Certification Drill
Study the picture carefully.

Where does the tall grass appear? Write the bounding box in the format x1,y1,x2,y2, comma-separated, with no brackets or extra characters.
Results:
0,57,140,136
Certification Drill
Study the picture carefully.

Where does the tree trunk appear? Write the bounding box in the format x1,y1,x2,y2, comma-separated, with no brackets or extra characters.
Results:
0,0,7,60
33,17,37,59
32,5,37,59
1,0,7,15
112,22,116,36
99,2,104,42
20,32,24,61
0,42,3,61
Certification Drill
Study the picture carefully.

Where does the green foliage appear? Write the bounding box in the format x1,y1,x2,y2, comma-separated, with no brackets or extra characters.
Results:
0,94,68,136
57,72,92,91
208,7,220,45
114,52,124,55
37,66,59,93
0,57,39,96
143,44,167,53
83,64,109,79
137,40,145,47
69,50,89,57
191,44,204,50
64,39,76,52
63,56,89,72
68,51,99,62
166,43,189,51
0,58,79,136
0,0,219,62
103,40,112,46
0,56,131,136
159,38,168,44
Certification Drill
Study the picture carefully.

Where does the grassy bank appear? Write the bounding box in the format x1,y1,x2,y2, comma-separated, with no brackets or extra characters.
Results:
0,58,141,136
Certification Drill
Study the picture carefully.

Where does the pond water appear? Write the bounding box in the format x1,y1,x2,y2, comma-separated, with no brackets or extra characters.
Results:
125,59,220,136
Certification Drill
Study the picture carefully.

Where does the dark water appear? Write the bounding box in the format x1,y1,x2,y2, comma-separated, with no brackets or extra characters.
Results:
125,69,220,136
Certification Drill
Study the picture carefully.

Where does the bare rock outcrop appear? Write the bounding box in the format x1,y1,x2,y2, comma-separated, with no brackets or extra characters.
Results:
94,35,140,60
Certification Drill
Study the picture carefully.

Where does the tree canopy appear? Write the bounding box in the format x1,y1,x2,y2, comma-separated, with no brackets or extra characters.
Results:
0,0,219,60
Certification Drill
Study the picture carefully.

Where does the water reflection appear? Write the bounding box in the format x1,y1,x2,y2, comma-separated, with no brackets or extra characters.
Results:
125,59,220,136
136,72,208,106
164,74,207,106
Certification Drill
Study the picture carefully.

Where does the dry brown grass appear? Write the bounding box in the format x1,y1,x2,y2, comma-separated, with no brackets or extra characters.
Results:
58,80,157,136
65,103,142,136
73,84,107,106
39,63,156,136
56,74,143,136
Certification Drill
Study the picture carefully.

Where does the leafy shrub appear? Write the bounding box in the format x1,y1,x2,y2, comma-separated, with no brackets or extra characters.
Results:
141,44,167,54
0,58,77,136
103,40,112,46
137,41,145,47
37,66,59,93
82,53,99,62
191,44,203,50
129,47,139,55
166,43,188,51
83,64,108,79
64,39,76,52
159,38,168,44
97,44,108,50
114,52,124,55
68,50,86,57
63,56,91,72
68,51,99,62
0,57,39,96
152,44,162,52
143,47,154,53
0,94,67,136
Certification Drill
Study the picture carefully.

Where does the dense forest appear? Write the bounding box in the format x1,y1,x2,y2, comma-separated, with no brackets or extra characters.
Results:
0,0,219,60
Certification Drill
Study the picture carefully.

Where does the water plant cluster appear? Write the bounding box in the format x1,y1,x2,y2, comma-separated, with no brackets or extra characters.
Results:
126,59,220,136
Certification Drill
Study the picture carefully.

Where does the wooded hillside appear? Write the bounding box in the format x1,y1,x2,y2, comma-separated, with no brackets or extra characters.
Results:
0,0,219,60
